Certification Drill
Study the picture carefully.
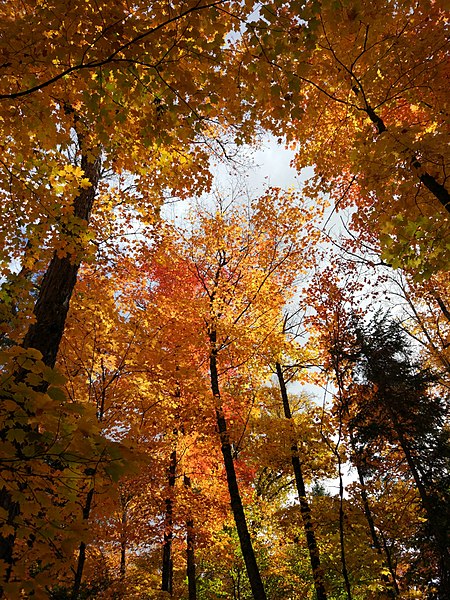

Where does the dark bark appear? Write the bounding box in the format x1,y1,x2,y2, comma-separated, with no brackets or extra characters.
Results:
366,105,386,135
337,459,352,600
434,294,450,324
22,152,101,368
162,448,177,595
275,362,327,600
186,519,196,600
380,531,400,597
351,316,449,598
355,465,381,552
420,172,450,213
71,487,95,600
328,359,352,600
184,475,197,600
411,158,450,214
353,460,399,596
347,426,399,596
120,506,127,579
0,487,20,586
209,331,267,600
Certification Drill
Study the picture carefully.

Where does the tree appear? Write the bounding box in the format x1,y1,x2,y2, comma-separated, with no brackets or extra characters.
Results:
274,361,328,600
1,0,260,366
138,188,320,598
347,315,450,598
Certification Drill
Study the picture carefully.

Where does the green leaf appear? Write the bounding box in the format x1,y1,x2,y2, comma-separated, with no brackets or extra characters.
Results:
43,367,67,386
47,386,67,403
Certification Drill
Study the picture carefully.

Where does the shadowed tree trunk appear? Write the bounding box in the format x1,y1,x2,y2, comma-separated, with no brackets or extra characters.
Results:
162,447,177,595
22,150,101,368
391,418,450,599
363,101,450,214
344,315,450,599
71,486,95,600
209,331,267,600
184,475,197,600
350,440,399,596
275,362,327,600
120,496,128,580
337,456,352,600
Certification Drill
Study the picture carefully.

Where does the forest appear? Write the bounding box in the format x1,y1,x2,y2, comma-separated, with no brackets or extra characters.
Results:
0,0,449,598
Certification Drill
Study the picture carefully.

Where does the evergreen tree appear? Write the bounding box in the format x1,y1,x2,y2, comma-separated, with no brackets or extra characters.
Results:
347,315,449,598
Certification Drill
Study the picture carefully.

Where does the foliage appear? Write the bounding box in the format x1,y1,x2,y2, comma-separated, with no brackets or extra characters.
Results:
0,1,449,598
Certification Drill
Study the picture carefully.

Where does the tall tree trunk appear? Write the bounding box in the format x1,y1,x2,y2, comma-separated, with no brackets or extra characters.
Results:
337,455,352,600
120,504,127,580
329,356,352,600
411,158,450,213
209,331,267,600
162,447,177,595
22,151,101,368
353,457,399,596
0,487,19,587
184,475,197,600
380,531,400,598
275,362,327,600
71,486,95,600
355,465,381,552
186,518,196,600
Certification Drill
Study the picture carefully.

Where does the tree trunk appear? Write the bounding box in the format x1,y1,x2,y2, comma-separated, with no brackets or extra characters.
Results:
186,519,196,600
337,457,352,600
162,447,177,595
347,426,399,596
380,531,400,598
184,475,197,600
71,486,95,600
120,506,127,579
22,151,101,368
353,459,399,596
209,331,267,600
0,487,19,586
411,158,450,214
275,362,327,600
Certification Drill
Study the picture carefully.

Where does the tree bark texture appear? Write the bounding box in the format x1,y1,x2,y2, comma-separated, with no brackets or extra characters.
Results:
338,460,352,600
209,332,267,600
0,487,19,588
186,519,196,600
120,505,127,579
275,362,327,600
